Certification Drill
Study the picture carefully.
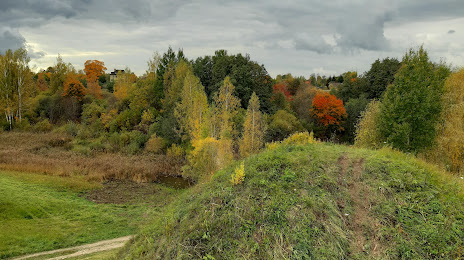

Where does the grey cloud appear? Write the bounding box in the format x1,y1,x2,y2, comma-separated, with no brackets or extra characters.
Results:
397,0,464,21
1,0,463,76
336,15,391,51
0,28,46,58
294,35,333,54
0,0,190,27
448,30,456,34
0,28,26,53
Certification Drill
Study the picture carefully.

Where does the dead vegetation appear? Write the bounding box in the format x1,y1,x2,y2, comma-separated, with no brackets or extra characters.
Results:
0,132,184,182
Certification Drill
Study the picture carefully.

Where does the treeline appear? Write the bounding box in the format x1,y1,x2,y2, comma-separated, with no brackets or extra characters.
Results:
1,46,462,178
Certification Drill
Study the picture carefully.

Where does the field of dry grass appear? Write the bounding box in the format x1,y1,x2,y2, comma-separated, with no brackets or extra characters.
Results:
0,132,184,182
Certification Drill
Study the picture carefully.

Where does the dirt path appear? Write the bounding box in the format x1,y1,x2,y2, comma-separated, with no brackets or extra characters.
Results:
12,235,133,260
337,155,383,257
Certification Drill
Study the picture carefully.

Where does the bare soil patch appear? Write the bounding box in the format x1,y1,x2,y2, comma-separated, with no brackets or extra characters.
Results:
84,180,159,204
337,156,384,258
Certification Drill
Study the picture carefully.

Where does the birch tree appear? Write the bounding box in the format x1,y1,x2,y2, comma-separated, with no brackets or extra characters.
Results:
0,48,34,128
240,92,266,157
174,70,209,141
13,48,33,122
0,50,15,129
213,76,240,140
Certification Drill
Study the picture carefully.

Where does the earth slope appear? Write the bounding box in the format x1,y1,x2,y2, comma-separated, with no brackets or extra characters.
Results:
121,143,464,259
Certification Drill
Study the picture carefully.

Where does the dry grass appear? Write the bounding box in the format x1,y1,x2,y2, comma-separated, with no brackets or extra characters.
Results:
0,132,184,182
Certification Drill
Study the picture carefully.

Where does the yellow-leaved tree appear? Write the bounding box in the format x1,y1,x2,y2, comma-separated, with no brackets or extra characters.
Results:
164,60,190,112
114,70,135,100
213,76,240,139
354,99,383,149
427,69,464,172
183,76,240,181
174,70,209,141
240,92,266,158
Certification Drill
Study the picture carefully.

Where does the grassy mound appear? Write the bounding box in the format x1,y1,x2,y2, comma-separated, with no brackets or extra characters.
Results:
120,143,464,259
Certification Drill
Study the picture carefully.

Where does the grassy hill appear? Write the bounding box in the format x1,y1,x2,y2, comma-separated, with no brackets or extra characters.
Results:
119,142,464,259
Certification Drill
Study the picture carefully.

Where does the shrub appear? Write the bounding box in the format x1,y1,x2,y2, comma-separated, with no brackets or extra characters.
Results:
122,131,149,155
64,121,79,136
89,137,105,152
266,110,304,142
81,101,105,125
145,134,166,154
266,131,318,151
114,109,140,130
107,132,121,152
230,162,245,185
166,144,184,158
184,138,233,181
282,131,318,146
14,118,31,131
34,119,52,132
72,144,92,156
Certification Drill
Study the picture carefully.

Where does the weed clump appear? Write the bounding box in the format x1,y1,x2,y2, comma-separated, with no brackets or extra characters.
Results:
230,162,245,185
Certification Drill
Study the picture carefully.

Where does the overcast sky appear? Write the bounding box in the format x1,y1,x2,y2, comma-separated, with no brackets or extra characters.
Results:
1,0,463,77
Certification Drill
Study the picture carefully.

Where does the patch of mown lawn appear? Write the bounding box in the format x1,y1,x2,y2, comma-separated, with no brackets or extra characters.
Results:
0,170,182,259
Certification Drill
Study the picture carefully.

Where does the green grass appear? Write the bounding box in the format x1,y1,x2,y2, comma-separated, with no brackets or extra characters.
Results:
119,142,464,259
0,170,181,259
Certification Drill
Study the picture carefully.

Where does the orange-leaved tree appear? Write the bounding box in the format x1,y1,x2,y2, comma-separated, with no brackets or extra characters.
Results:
63,73,86,100
36,72,48,91
310,92,346,138
84,60,106,99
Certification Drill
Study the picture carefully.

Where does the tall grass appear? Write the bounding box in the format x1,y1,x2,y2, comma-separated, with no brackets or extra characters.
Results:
0,132,184,182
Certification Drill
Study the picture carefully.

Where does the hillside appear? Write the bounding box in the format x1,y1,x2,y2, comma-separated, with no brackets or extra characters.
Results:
119,142,464,259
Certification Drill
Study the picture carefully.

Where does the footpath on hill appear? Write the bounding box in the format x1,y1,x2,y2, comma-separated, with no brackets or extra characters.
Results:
12,235,133,260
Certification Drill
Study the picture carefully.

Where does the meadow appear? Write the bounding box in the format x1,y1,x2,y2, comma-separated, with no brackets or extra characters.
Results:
0,168,184,259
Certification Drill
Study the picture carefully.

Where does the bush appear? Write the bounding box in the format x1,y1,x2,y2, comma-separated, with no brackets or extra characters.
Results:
167,144,185,158
34,119,52,132
230,162,245,185
114,109,140,130
81,101,105,125
89,137,106,152
282,131,318,145
145,134,166,154
184,138,233,181
72,144,92,156
64,121,79,136
107,132,121,152
266,110,304,142
122,131,149,155
14,118,31,131
266,131,318,151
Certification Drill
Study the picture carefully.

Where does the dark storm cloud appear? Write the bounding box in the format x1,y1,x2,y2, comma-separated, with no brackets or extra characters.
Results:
0,29,26,51
335,14,392,51
396,0,464,21
294,35,333,54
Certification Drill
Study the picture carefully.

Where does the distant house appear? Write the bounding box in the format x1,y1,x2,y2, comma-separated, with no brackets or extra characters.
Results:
109,69,125,81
